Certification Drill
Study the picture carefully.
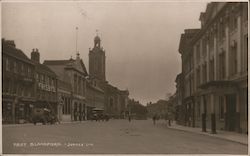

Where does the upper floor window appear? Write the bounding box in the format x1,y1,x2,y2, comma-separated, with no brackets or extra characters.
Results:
209,59,215,81
202,39,207,57
6,58,10,71
219,20,226,41
21,63,24,74
13,61,17,73
218,50,226,80
41,74,45,83
209,35,214,51
36,73,39,81
196,44,200,62
27,66,31,77
230,42,237,76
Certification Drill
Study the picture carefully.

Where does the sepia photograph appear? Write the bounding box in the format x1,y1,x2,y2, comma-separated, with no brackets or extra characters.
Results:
1,0,249,155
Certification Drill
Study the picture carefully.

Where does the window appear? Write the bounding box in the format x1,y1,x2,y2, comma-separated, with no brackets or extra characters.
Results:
196,44,200,62
36,73,39,81
202,39,207,57
219,50,226,80
196,68,201,87
219,20,226,41
110,98,114,107
21,63,24,75
27,67,31,77
209,59,214,81
197,101,201,119
13,61,17,73
202,63,207,83
243,35,248,72
209,35,214,52
219,96,224,120
41,74,45,83
6,58,10,71
230,42,237,75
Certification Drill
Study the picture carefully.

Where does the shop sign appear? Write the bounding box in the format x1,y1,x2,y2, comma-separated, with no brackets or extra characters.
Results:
38,83,56,92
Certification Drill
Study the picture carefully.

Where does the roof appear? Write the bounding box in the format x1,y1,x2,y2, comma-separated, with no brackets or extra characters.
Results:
43,60,72,65
178,29,200,54
36,63,57,76
2,39,34,64
44,58,88,76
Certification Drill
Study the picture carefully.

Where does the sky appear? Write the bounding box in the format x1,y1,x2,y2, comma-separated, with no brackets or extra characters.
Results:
2,1,207,105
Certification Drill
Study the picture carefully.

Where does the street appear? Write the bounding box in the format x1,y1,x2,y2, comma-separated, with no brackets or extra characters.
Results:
2,119,248,154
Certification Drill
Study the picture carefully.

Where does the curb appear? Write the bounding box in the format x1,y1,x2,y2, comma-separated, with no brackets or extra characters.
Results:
168,126,248,146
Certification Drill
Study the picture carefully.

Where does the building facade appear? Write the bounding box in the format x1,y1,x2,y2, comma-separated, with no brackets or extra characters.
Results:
31,49,58,120
2,39,36,124
86,79,105,119
88,35,129,118
178,2,248,133
44,53,88,121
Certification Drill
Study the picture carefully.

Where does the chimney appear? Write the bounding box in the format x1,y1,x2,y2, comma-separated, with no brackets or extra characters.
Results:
31,48,40,63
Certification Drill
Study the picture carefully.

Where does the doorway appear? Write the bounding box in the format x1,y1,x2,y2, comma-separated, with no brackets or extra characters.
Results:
226,94,237,131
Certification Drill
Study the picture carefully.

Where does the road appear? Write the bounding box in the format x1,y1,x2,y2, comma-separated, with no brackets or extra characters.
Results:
2,119,248,154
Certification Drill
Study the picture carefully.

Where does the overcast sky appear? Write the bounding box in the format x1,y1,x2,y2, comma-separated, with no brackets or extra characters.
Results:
2,1,207,105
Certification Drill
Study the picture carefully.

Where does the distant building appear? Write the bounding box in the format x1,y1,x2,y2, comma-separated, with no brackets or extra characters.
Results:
147,99,168,118
177,2,248,133
2,39,36,124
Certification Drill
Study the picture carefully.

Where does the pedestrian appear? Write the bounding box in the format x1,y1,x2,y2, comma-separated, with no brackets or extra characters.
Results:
153,115,156,125
128,115,131,122
168,112,172,126
79,111,82,122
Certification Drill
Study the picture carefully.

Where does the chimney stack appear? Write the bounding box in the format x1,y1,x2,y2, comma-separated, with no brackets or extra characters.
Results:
31,48,40,63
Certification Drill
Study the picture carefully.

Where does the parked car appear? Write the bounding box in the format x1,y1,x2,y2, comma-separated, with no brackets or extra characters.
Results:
31,108,57,125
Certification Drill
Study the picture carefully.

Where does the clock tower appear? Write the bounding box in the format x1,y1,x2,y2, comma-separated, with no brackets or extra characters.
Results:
89,35,106,82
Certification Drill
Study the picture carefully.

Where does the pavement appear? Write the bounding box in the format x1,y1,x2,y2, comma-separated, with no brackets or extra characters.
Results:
166,120,248,145
2,119,248,154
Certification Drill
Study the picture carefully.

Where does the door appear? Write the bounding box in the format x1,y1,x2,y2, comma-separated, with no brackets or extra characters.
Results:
226,94,236,131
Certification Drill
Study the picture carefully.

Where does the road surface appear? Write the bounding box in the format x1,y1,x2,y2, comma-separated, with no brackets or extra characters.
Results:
2,119,248,154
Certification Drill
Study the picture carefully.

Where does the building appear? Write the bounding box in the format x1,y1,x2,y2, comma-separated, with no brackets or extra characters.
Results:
88,35,129,118
175,73,185,125
86,78,105,119
44,53,88,121
30,49,58,119
127,99,147,119
147,100,168,118
177,2,248,133
2,39,36,124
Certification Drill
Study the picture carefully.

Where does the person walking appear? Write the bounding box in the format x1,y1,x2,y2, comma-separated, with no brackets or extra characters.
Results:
128,115,131,122
153,115,156,125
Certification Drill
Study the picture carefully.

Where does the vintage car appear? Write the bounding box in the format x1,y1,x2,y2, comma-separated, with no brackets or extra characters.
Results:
31,108,57,125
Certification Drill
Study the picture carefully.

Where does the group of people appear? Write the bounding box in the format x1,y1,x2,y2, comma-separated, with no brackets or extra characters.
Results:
73,110,85,121
91,114,110,122
152,113,173,126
